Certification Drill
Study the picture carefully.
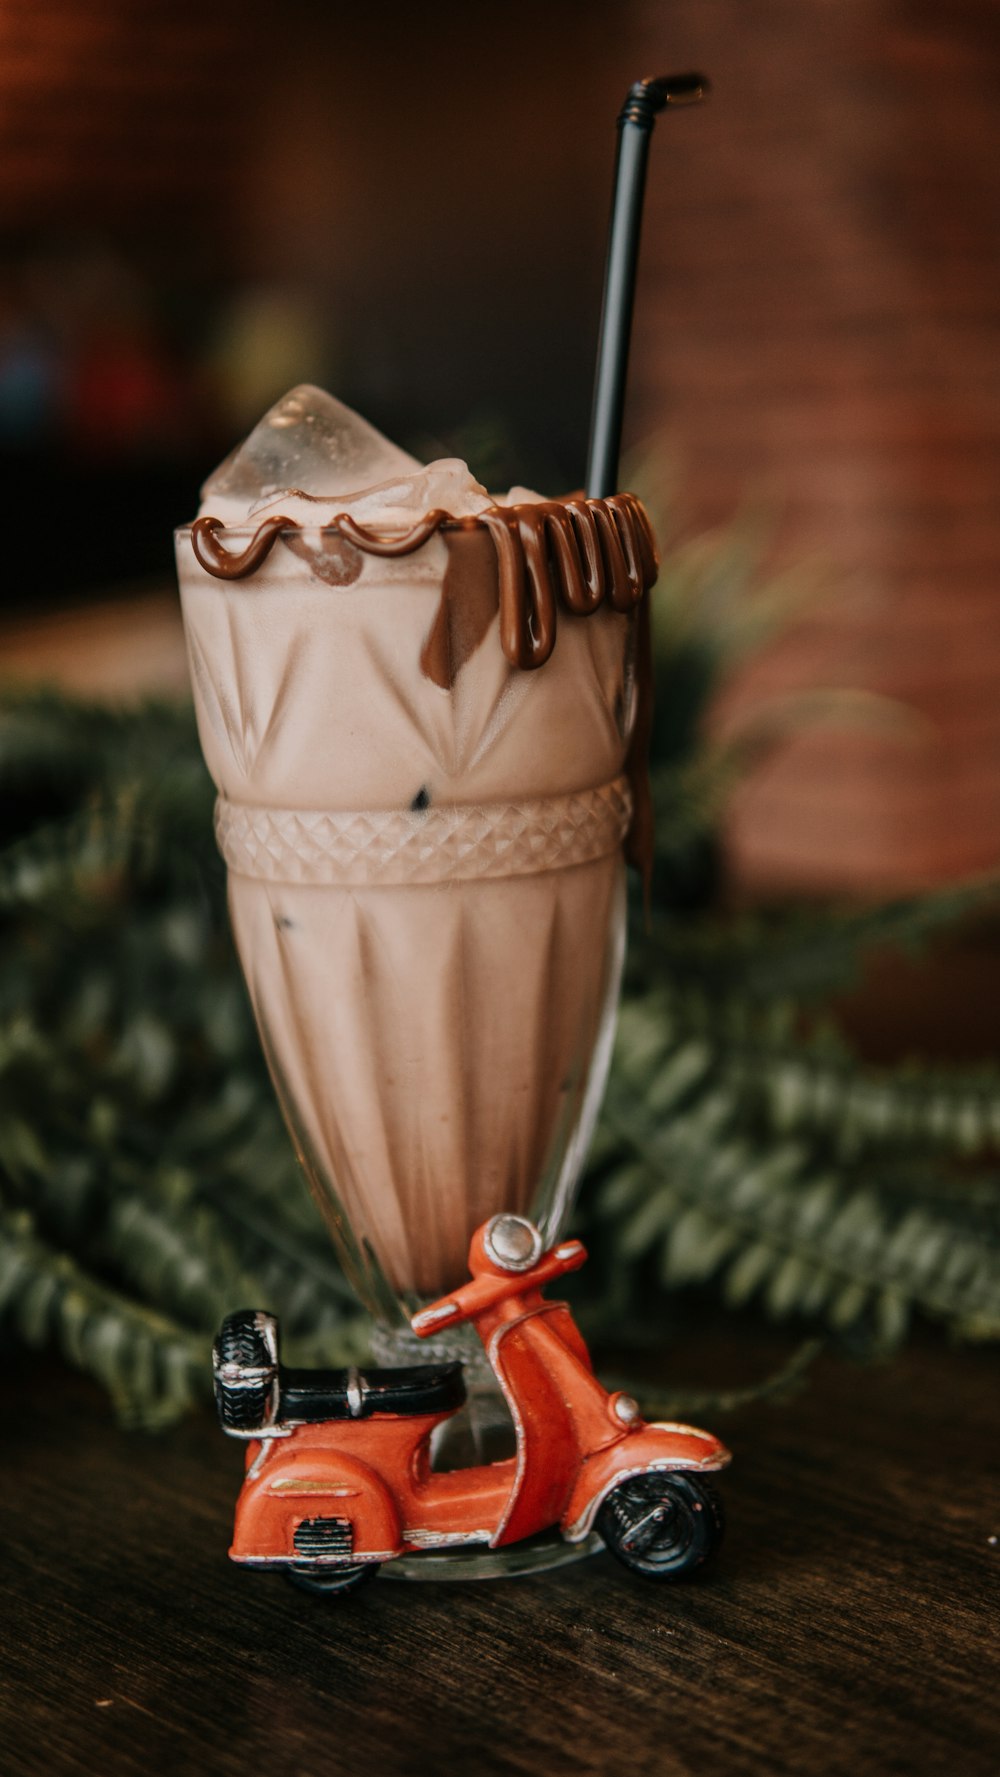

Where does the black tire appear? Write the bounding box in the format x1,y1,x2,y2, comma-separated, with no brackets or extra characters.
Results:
286,1563,377,1597
213,1309,278,1433
596,1472,724,1579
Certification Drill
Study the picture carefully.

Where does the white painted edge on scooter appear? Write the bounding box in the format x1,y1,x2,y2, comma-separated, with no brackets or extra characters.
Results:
231,1551,399,1567
402,1527,494,1550
410,1300,461,1332
246,1438,284,1479
562,1443,731,1545
647,1420,735,1442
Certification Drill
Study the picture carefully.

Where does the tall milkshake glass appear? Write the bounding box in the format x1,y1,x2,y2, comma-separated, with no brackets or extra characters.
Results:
175,386,657,1559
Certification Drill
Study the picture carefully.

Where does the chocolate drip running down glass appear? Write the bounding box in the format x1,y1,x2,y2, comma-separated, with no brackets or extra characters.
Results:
176,385,657,1381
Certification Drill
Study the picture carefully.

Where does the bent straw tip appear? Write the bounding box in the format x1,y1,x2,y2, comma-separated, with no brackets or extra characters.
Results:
620,72,711,125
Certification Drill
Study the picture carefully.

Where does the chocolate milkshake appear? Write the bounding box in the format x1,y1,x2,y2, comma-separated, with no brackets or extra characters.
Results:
175,385,657,1319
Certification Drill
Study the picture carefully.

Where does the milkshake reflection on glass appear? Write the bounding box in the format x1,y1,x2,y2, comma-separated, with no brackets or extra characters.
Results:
175,385,656,1367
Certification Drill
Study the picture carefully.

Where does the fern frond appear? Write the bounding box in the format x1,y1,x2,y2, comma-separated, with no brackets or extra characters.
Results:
101,1191,271,1332
620,1336,825,1422
599,1074,1000,1348
729,1045,1000,1161
0,1207,205,1428
0,797,131,910
5,583,1000,1429
628,985,1000,1161
644,876,1000,1004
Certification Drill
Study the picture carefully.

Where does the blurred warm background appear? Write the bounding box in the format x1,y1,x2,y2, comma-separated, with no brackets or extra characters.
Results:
4,17,1000,1735
0,0,998,896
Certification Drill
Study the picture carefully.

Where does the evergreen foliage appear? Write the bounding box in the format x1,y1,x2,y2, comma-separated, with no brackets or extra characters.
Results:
2,512,998,1425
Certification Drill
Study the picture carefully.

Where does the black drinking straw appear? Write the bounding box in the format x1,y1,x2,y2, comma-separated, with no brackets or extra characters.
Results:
585,73,709,500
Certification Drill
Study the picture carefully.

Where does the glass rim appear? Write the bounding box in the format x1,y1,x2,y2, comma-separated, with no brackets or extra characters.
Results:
173,492,648,546
174,515,488,541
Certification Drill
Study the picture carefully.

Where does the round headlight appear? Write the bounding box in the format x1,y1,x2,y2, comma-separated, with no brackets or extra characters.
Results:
483,1214,544,1273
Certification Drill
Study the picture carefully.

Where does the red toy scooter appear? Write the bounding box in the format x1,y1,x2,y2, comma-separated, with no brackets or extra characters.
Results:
213,1214,730,1593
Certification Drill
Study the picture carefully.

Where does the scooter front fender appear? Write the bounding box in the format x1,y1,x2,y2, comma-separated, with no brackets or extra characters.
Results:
562,1421,731,1544
231,1441,403,1566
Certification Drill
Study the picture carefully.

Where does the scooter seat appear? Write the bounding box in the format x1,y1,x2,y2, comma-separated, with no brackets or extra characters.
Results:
278,1360,466,1423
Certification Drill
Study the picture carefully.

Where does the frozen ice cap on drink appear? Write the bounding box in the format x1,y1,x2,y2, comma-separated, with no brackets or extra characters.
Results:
199,383,494,527
200,384,421,525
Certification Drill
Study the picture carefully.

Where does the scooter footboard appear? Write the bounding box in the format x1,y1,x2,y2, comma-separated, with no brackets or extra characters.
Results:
562,1423,731,1543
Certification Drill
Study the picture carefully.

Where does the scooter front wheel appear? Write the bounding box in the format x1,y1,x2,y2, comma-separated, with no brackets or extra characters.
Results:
597,1472,724,1579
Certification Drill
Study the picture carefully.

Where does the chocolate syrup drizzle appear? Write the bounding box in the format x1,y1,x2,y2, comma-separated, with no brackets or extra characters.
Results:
189,492,658,883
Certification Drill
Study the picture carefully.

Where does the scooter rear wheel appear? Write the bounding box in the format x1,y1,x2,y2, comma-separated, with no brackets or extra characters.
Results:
597,1472,724,1579
286,1563,377,1597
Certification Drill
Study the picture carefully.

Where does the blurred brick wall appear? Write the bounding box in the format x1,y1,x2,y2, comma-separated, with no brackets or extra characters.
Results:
0,0,265,231
1,0,997,894
629,0,1000,895
0,0,626,470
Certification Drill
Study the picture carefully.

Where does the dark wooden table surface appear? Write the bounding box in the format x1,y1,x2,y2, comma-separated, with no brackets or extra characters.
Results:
4,1327,997,1777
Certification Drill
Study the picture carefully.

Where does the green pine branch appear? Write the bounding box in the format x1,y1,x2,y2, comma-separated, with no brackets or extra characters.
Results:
640,877,1000,1005
615,988,1000,1163
0,1206,206,1429
615,1336,826,1423
3,497,1000,1428
597,1059,1000,1350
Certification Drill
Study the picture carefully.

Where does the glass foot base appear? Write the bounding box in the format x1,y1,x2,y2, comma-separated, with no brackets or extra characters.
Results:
381,1528,605,1582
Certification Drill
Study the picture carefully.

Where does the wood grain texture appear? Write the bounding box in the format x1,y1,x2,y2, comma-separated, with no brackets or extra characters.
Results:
4,1331,997,1777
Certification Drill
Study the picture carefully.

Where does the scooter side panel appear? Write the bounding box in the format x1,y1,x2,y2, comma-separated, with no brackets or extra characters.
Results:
231,1436,405,1565
562,1423,731,1543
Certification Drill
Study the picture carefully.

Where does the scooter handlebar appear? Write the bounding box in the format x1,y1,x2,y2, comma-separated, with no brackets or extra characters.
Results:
410,1239,587,1339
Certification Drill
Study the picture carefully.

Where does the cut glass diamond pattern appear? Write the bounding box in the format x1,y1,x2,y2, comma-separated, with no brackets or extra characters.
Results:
215,778,632,887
